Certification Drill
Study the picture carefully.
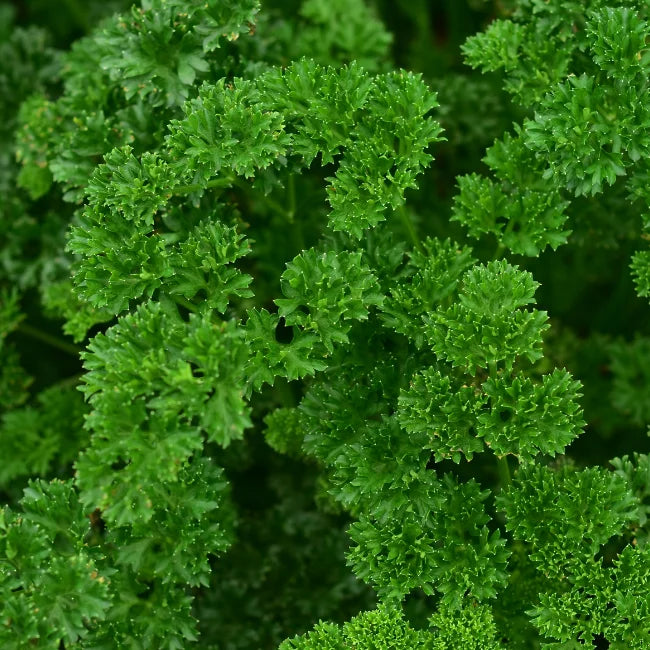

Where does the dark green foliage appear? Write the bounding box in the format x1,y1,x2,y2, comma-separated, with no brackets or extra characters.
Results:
0,290,31,412
193,446,374,649
398,366,487,462
0,480,110,648
498,463,650,646
0,385,88,487
452,146,571,256
2,0,650,648
608,337,650,425
77,304,249,524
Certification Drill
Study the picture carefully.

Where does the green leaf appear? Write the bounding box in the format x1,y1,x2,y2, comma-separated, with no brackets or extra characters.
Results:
347,475,509,604
498,464,639,577
382,238,475,346
168,218,253,311
244,308,327,391
425,261,549,374
397,366,486,463
76,303,250,524
327,71,443,238
280,604,432,649
586,7,650,82
0,480,110,648
167,77,290,181
16,161,53,199
428,601,502,650
276,248,384,353
462,19,526,73
478,369,584,463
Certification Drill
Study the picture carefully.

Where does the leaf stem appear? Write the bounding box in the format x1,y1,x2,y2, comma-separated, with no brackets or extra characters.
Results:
16,323,83,357
397,205,424,253
493,213,517,259
497,455,511,489
286,173,305,251
0,556,21,573
261,194,291,219
60,0,91,32
287,173,296,222
174,176,235,195
492,242,506,260
173,295,200,314
56,372,85,390
224,176,294,220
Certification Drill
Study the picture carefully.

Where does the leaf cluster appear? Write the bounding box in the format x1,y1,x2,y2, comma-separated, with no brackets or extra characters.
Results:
2,1,650,648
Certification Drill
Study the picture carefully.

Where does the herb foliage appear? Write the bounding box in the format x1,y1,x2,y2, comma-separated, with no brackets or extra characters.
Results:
1,0,650,648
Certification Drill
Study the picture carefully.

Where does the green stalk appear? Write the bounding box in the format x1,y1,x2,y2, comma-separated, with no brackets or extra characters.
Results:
61,0,91,32
226,177,294,220
173,295,199,314
398,205,424,253
492,242,506,260
16,323,83,357
493,203,520,260
497,455,511,489
287,173,297,222
255,194,291,220
56,372,85,390
286,173,305,251
174,176,235,195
